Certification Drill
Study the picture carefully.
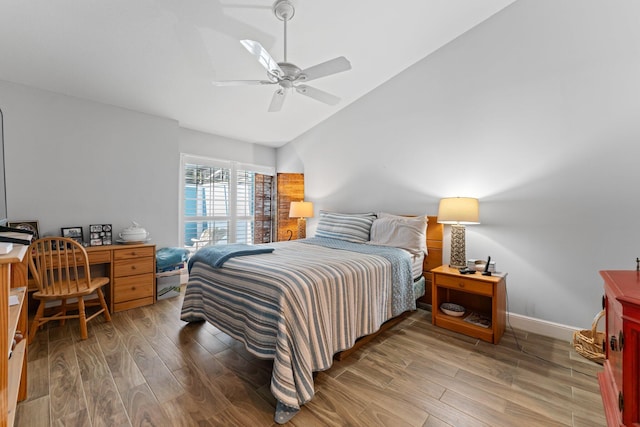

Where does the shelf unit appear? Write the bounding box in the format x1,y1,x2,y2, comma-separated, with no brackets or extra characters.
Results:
431,265,506,344
1,244,28,427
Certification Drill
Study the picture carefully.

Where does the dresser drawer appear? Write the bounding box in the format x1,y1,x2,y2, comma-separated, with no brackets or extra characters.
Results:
113,273,154,303
114,257,154,277
434,274,493,296
114,246,155,261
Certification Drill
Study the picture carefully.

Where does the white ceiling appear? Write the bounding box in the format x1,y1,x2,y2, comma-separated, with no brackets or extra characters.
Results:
0,0,515,147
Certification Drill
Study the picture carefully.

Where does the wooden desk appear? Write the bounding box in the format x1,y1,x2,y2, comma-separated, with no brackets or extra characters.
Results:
12,243,156,313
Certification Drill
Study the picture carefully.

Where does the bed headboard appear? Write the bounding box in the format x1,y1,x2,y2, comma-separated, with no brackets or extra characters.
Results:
425,215,443,270
422,215,443,304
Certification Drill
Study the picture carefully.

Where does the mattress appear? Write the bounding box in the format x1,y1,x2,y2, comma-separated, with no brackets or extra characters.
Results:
413,275,426,299
410,251,425,280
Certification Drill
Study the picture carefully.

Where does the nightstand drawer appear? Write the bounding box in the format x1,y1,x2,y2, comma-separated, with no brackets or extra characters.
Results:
114,246,155,260
114,257,154,277
113,273,154,303
435,274,493,296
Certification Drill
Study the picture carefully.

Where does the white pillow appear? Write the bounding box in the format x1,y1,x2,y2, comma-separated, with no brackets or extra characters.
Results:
368,213,428,255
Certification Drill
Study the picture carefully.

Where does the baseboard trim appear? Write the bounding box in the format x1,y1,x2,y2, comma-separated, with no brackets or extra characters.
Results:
506,312,578,342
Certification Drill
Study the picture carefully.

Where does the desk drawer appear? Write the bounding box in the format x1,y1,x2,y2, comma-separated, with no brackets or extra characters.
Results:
114,257,154,277
87,249,111,264
114,296,154,312
435,274,493,296
114,246,155,261
113,273,154,303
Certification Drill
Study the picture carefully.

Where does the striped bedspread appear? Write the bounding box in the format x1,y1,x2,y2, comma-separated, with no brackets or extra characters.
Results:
180,237,414,423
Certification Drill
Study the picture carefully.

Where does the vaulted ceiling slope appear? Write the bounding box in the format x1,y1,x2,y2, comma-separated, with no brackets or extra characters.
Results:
0,0,515,147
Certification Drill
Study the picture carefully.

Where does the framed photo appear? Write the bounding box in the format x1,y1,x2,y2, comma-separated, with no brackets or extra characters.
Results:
8,220,40,240
90,224,112,246
61,226,84,244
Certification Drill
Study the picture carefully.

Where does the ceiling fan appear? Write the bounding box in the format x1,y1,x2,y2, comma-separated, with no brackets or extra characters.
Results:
212,0,352,112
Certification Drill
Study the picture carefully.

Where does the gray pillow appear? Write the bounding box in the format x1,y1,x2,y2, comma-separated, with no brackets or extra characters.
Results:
315,210,376,243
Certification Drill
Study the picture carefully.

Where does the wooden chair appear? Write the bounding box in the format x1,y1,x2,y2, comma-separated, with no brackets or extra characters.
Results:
191,226,228,251
191,228,213,251
27,237,111,343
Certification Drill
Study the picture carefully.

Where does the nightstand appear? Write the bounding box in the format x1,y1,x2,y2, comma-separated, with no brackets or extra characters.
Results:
431,265,507,344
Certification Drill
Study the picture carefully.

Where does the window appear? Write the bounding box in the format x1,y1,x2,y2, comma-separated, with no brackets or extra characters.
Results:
180,154,274,250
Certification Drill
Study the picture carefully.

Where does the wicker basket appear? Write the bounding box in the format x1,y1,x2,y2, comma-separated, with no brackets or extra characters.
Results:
572,309,606,364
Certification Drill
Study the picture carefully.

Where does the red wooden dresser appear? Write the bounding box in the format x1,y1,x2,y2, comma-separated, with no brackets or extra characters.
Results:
598,270,640,426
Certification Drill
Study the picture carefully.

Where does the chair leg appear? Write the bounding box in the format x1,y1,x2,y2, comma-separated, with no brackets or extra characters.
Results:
60,298,67,326
29,301,46,344
96,288,111,322
78,296,88,340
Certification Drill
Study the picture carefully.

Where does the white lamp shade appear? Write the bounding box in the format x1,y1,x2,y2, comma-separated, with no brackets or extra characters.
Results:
437,197,480,224
289,201,314,218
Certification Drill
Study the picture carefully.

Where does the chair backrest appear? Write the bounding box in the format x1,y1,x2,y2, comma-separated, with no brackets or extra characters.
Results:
193,227,228,248
200,228,212,241
28,237,93,296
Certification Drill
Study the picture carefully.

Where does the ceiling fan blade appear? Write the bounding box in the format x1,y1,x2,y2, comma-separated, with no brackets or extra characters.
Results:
295,84,340,106
240,39,283,77
268,88,287,112
299,56,351,82
212,80,274,86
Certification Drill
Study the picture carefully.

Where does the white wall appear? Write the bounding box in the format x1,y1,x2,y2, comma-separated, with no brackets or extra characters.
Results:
1,80,179,248
179,127,275,168
277,0,640,328
0,80,277,249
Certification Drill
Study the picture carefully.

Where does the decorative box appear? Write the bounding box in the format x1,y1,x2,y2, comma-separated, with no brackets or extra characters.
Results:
156,269,185,300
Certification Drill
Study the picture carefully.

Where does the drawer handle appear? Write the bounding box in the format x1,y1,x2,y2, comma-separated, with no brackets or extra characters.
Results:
131,266,136,270
458,282,465,288
132,286,136,291
618,391,624,412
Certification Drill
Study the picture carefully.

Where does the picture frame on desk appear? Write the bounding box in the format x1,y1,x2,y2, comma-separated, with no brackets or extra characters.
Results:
61,226,84,244
90,224,112,246
8,220,39,240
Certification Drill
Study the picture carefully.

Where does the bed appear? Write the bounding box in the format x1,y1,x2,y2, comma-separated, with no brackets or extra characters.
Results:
180,212,442,423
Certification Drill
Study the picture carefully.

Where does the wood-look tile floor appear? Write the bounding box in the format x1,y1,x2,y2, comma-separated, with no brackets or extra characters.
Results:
16,292,606,427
